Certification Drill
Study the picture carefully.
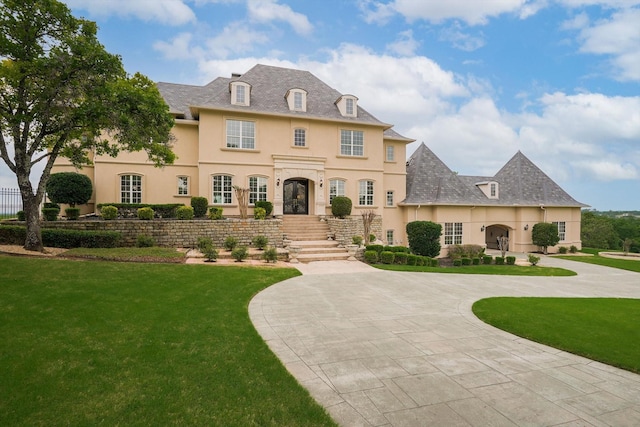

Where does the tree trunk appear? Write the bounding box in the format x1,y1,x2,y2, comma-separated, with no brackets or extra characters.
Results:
17,175,45,252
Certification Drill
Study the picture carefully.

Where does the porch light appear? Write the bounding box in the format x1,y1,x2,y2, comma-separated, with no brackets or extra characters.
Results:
524,224,529,231
481,225,485,232
276,178,280,187
319,179,323,188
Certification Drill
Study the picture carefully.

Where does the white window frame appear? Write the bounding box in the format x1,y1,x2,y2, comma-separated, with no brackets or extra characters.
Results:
177,176,189,196
346,98,354,115
329,179,345,205
294,92,303,110
386,190,394,207
553,221,566,241
358,180,374,206
213,175,233,205
340,130,364,156
226,119,255,149
120,174,142,204
386,145,395,161
249,176,268,205
294,128,306,147
386,230,394,245
444,222,463,245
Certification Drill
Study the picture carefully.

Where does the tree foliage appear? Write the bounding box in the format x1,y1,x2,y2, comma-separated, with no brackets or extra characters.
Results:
581,211,619,249
532,222,560,254
406,221,442,258
0,0,175,250
46,172,92,207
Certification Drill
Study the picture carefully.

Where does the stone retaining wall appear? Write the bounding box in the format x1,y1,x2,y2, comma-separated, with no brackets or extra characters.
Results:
41,219,284,248
326,216,383,247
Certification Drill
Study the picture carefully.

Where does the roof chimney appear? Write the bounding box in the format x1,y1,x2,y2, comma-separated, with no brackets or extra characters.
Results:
231,73,242,78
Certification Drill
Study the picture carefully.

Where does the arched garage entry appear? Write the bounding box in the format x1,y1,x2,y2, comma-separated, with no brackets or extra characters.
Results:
485,225,511,250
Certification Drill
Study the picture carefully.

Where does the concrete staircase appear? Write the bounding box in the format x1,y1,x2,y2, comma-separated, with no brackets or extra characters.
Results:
282,215,350,262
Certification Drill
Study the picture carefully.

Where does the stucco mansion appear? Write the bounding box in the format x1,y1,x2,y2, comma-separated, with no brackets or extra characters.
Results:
53,64,586,253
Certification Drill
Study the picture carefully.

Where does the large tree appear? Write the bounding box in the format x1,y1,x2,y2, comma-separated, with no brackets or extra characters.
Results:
0,0,175,251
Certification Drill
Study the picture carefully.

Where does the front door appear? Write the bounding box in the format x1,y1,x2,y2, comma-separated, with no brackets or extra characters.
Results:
283,179,308,214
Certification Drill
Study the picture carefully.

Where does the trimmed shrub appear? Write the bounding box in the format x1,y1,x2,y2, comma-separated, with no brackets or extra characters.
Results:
406,221,442,258
369,234,376,243
364,250,379,264
461,257,472,266
16,211,25,221
208,207,223,220
453,259,462,266
136,234,155,247
394,252,408,265
255,201,273,217
331,196,352,218
569,245,578,254
42,229,121,248
528,254,541,266
415,256,425,266
482,255,493,265
558,246,568,254
506,256,516,265
64,207,80,220
406,254,418,266
253,207,266,220
96,203,183,219
0,225,26,244
100,205,118,220
137,207,154,220
448,244,485,260
176,206,194,220
231,245,248,262
365,244,384,255
224,236,238,251
495,256,505,265
263,247,278,263
42,207,59,221
430,258,439,267
379,251,395,264
191,197,209,218
252,235,269,250
197,237,218,262
472,257,480,265
46,172,92,208
352,235,363,246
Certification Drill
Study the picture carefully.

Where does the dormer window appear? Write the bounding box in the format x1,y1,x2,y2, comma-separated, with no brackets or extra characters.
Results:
285,88,307,112
475,181,499,199
230,81,251,106
335,95,358,118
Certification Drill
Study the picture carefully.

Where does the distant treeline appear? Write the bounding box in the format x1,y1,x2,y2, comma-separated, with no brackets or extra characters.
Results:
582,210,640,252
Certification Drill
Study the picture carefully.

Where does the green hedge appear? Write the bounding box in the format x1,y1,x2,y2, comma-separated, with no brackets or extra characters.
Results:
394,252,408,265
365,244,384,255
379,251,395,264
96,203,184,218
506,256,517,265
0,225,121,248
364,250,378,264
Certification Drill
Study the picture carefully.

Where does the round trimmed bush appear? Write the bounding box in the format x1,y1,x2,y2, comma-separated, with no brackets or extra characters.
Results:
406,254,418,266
254,207,266,220
380,251,395,264
46,172,92,208
136,234,155,247
101,205,118,220
482,255,493,265
42,207,59,221
16,211,25,221
208,207,223,220
406,221,442,258
255,201,273,217
224,236,238,251
331,196,352,218
176,205,194,220
65,207,80,220
506,256,516,265
364,250,378,264
453,259,462,267
461,257,471,266
231,245,248,262
472,257,481,265
191,197,209,217
394,252,408,265
137,207,154,220
252,235,269,250
495,256,505,265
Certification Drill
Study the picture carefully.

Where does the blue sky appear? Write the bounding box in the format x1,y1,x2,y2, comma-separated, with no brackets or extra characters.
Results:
2,0,638,210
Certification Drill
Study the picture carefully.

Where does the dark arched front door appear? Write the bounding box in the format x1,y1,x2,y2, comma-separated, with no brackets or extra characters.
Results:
283,179,308,214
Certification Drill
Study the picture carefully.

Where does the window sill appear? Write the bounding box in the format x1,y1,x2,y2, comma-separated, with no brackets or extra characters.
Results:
292,145,308,149
337,155,368,160
212,204,237,207
175,194,191,198
356,205,378,209
221,148,260,153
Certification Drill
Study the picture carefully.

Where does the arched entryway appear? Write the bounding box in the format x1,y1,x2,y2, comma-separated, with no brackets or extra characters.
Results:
485,225,510,250
283,178,309,214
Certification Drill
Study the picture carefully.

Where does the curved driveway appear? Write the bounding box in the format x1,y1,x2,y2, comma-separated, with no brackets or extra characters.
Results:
249,257,640,426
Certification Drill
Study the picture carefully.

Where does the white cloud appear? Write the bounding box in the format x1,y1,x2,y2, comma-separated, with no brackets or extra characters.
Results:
153,33,205,60
385,30,420,56
204,22,271,59
363,0,534,25
439,22,486,51
247,0,313,35
61,0,196,25
575,7,640,81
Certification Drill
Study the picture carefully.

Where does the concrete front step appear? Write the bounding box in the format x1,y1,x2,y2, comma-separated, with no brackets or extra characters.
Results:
287,238,350,263
296,252,351,262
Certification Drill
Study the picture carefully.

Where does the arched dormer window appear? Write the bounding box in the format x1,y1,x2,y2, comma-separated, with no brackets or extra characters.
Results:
230,81,251,106
285,88,307,112
335,95,358,118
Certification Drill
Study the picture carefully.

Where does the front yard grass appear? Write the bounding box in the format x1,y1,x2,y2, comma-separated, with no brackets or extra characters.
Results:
373,264,576,276
0,255,336,426
62,246,187,263
473,297,640,374
556,252,640,273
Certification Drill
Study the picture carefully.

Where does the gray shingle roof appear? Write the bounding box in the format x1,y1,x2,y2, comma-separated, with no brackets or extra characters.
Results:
403,142,587,207
157,64,396,128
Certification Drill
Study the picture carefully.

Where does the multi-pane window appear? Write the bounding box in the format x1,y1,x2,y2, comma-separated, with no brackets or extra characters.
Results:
329,179,345,204
177,176,189,195
444,222,463,245
294,92,303,110
490,183,496,197
386,190,394,207
386,145,395,161
340,130,364,156
294,128,306,147
386,230,394,245
249,176,267,204
120,175,142,203
553,221,566,241
226,119,255,149
213,175,233,204
359,180,374,206
346,98,354,115
236,85,245,104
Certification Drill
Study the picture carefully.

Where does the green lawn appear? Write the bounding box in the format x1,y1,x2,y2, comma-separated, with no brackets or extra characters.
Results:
0,255,336,426
63,246,187,263
473,297,640,374
556,253,640,273
374,263,576,276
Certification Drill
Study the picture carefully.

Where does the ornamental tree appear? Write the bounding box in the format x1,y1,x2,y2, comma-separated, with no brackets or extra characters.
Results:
531,222,560,254
406,221,442,258
46,172,92,208
0,0,175,251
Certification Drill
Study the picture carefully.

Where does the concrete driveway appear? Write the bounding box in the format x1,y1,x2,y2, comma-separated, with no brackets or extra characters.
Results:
249,257,640,426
